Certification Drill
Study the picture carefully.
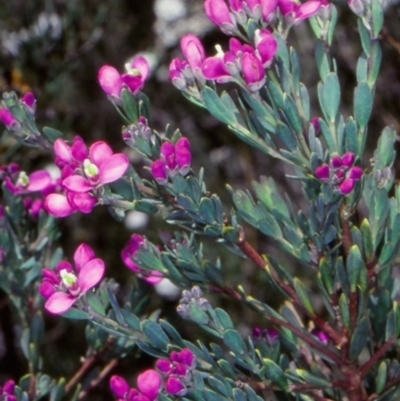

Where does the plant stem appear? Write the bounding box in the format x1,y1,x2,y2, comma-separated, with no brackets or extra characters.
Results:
65,352,98,393
237,239,342,346
78,358,118,400
360,337,394,378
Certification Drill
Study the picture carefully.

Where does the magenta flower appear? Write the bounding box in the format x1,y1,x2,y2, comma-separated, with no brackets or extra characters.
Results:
261,0,278,21
20,91,36,114
165,377,186,396
4,168,52,195
45,192,97,217
315,164,330,180
121,56,150,94
241,52,266,91
311,329,329,344
0,108,20,131
62,141,129,193
204,0,236,34
254,29,277,67
151,159,168,185
40,243,105,314
98,56,150,99
121,234,163,284
278,0,322,24
0,380,16,401
137,370,162,401
169,59,188,90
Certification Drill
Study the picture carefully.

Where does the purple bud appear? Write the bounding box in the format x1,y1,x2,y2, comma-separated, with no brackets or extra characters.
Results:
348,166,363,180
311,329,329,344
21,92,36,112
175,138,191,175
165,377,186,396
169,59,187,90
151,160,168,185
254,29,277,67
137,369,161,401
110,375,130,398
294,0,321,23
261,0,278,22
3,380,15,394
341,152,355,168
252,327,262,338
331,155,342,169
0,108,20,130
310,117,320,134
264,328,279,343
160,142,175,160
315,164,330,180
339,178,354,194
181,34,205,77
202,56,232,82
156,359,171,374
98,65,122,98
178,348,196,368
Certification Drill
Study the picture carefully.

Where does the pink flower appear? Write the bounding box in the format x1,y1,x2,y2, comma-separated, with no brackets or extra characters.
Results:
151,160,168,185
40,244,105,314
204,0,236,34
165,377,186,396
98,56,150,100
20,92,36,113
62,141,129,193
169,59,188,90
261,0,278,21
121,56,150,94
45,192,97,217
121,234,163,284
180,34,206,80
0,380,16,401
278,0,322,24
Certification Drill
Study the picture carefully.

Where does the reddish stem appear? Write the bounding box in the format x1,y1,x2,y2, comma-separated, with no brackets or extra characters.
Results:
360,337,394,378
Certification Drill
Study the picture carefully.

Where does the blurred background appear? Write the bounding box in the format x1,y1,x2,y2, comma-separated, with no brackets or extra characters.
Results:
0,0,399,399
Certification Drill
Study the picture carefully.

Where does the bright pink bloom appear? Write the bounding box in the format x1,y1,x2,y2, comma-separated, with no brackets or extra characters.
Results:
121,234,163,284
62,141,129,192
278,0,321,24
311,329,329,344
341,152,355,168
204,0,236,34
202,55,232,82
98,65,123,98
241,52,266,91
261,0,278,21
3,168,52,195
45,192,97,217
180,34,206,75
254,29,277,67
121,56,150,94
169,59,188,89
40,244,105,314
348,166,363,180
0,380,16,401
339,178,355,195
137,370,161,401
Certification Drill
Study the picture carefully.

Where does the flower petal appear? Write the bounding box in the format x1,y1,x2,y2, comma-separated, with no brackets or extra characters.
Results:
130,56,150,82
74,243,95,273
45,292,76,314
63,175,93,192
98,65,122,97
69,192,97,214
78,258,105,292
45,194,75,217
27,170,52,192
54,139,72,163
89,141,113,167
98,153,129,184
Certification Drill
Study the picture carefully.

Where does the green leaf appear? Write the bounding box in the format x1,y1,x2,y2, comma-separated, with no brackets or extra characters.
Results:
276,121,297,151
371,0,383,38
199,197,216,224
61,308,89,320
121,88,138,123
293,278,314,314
339,293,350,330
223,329,246,354
295,369,330,388
349,317,369,360
360,219,373,260
215,308,234,329
42,126,63,142
315,40,330,81
141,320,169,351
202,87,235,125
282,95,302,135
233,388,247,401
188,303,210,325
354,81,372,129
87,292,106,315
358,19,371,56
319,73,340,123
107,288,126,325
376,361,387,394
346,245,364,292
263,359,289,391
160,319,185,347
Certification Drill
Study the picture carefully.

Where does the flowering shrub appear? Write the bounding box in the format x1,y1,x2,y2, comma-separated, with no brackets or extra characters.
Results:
1,1,400,401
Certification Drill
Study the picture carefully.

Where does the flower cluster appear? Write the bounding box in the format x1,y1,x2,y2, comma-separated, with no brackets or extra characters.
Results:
122,117,152,149
177,286,210,318
155,348,196,396
0,380,16,401
151,137,191,185
170,31,277,93
121,234,163,284
203,0,323,34
39,243,105,314
44,136,129,217
110,349,196,400
98,56,149,102
314,152,363,195
110,370,161,401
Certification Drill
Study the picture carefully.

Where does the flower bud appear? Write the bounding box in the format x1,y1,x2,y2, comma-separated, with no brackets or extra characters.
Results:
165,377,187,396
341,152,355,168
204,0,236,34
137,369,161,401
338,178,355,194
98,65,122,99
241,52,266,92
315,164,330,180
110,375,130,398
151,160,168,185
